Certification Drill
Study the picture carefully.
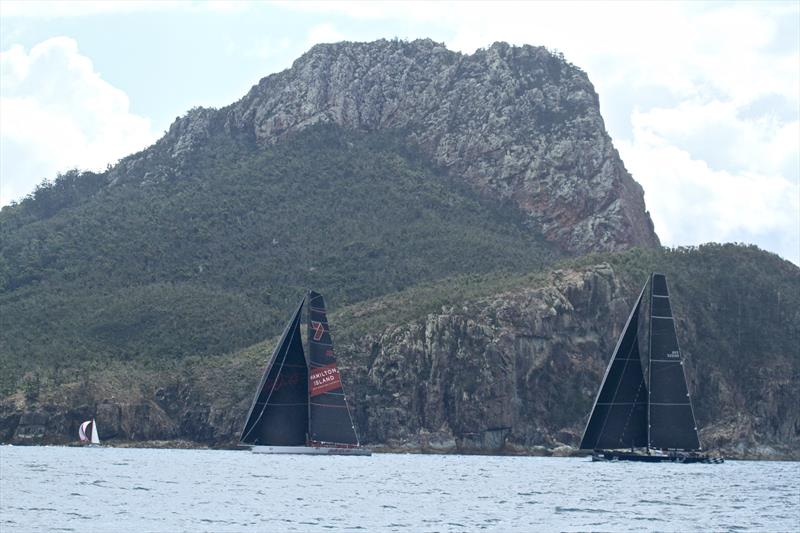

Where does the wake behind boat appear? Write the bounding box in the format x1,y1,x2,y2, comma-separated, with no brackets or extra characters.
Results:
239,291,370,456
580,273,723,464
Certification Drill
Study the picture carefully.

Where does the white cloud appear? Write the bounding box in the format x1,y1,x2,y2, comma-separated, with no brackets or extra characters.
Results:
306,23,346,48
617,125,799,264
0,0,247,18
633,100,799,182
0,37,157,205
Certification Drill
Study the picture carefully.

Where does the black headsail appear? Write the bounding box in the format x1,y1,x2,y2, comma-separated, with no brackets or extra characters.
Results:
240,298,309,446
648,273,701,451
307,291,359,446
580,281,649,450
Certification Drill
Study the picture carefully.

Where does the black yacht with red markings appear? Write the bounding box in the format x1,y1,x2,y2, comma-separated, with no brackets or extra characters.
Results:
580,273,723,464
240,291,370,455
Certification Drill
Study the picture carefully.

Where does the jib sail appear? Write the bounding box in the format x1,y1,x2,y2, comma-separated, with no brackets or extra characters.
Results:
580,282,649,450
240,299,309,446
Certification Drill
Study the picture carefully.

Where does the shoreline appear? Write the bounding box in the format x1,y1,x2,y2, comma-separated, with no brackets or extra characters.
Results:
3,440,797,461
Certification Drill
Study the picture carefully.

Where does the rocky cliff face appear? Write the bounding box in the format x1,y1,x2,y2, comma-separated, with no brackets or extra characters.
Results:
5,259,797,459
342,265,799,458
342,265,627,453
124,39,659,255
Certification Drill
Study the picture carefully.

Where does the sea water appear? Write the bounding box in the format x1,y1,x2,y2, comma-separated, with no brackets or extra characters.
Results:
1,446,797,532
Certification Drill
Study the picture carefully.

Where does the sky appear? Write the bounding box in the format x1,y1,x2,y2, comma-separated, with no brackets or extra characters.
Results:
1,0,798,264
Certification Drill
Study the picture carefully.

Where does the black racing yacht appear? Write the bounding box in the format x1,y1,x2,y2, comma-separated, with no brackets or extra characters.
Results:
580,274,723,464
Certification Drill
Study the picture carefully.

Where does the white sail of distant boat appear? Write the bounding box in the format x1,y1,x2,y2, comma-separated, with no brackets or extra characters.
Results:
78,419,100,445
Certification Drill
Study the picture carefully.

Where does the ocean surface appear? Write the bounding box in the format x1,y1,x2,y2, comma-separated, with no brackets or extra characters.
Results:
1,446,798,532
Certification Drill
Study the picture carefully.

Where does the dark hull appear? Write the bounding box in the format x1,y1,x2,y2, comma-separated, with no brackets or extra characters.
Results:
249,445,371,456
592,450,724,464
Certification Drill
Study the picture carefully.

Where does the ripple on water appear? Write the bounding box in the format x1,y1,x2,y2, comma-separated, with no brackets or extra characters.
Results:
1,449,798,533
555,506,611,514
638,498,693,507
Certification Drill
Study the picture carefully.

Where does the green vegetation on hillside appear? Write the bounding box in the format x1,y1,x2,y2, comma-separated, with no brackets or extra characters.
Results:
0,124,557,394
331,243,799,352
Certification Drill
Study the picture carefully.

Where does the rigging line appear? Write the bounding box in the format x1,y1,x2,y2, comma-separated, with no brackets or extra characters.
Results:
241,316,302,443
337,364,360,446
618,370,646,447
595,329,641,448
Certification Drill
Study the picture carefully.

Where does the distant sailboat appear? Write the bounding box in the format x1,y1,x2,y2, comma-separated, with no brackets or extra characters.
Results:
240,291,370,455
580,273,723,463
78,418,100,446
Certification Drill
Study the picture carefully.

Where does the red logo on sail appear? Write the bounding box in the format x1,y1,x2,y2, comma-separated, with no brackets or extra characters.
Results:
309,364,341,396
311,320,325,341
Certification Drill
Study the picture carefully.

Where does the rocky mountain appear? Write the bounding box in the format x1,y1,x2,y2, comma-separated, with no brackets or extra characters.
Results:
2,41,794,459
116,39,659,254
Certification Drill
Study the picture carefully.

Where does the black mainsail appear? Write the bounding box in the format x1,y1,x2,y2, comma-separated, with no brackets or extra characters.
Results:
240,291,363,452
240,299,309,446
648,273,701,451
580,282,648,450
307,291,359,446
580,273,703,455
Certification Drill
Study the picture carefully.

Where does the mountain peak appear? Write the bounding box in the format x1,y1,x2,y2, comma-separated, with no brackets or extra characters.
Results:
21,39,660,254
220,39,659,253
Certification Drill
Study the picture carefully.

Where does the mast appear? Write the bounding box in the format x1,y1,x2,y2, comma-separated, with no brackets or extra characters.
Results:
647,274,652,452
579,281,649,450
647,273,701,451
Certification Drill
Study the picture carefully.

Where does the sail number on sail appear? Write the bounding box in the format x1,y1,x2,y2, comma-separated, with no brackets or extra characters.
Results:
310,364,341,396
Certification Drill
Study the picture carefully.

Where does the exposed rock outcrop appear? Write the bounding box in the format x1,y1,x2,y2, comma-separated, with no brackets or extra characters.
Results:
341,265,630,453
127,39,659,254
340,265,800,458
